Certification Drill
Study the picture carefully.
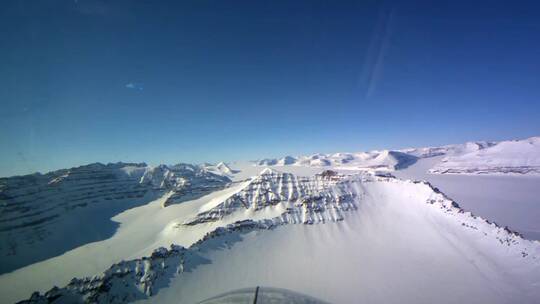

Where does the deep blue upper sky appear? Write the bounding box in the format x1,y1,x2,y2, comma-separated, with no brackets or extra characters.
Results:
1,0,539,176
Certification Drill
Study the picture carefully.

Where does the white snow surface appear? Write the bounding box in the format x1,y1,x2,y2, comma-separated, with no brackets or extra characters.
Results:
150,178,540,304
394,156,540,241
256,136,540,176
0,162,230,274
0,184,247,303
429,137,540,174
398,141,496,158
2,136,540,303
6,168,540,304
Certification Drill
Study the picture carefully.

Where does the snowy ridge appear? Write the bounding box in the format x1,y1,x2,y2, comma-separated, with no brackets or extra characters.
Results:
17,220,281,304
411,179,537,257
183,169,357,226
188,168,539,260
256,150,418,171
4,136,540,303
201,162,239,176
255,142,496,170
255,136,540,175
399,141,496,158
16,170,540,303
147,164,231,207
429,137,540,175
19,244,191,304
0,162,230,274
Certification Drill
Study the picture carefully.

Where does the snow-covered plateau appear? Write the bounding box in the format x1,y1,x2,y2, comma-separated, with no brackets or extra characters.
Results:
1,136,539,304
429,137,540,175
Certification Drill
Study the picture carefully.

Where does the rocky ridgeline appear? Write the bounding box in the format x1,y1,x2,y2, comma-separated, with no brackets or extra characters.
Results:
142,164,231,207
184,169,358,226
18,212,537,304
1,163,147,229
17,219,276,304
16,171,539,303
0,162,230,273
19,244,189,304
411,178,536,258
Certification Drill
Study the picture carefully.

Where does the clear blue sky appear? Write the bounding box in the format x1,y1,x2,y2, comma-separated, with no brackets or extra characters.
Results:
1,0,539,176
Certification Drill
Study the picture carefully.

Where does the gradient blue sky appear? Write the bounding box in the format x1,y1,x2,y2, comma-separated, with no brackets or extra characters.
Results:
1,0,539,176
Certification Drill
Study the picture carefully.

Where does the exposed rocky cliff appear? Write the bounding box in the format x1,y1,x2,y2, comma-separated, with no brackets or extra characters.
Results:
0,162,230,273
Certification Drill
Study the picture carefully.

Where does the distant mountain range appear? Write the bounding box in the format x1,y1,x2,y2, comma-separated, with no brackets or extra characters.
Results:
255,136,540,175
2,136,540,303
429,137,540,174
16,169,540,304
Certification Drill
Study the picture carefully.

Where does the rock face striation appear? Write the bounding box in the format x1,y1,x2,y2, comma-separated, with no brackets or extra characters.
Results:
17,169,539,304
184,169,357,226
149,164,231,207
0,162,230,273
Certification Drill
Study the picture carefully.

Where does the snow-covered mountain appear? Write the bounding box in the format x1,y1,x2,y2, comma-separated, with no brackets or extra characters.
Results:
2,136,540,303
201,162,239,176
429,137,540,174
254,137,540,176
398,141,496,158
16,169,540,303
256,150,418,171
0,163,230,274
184,169,356,226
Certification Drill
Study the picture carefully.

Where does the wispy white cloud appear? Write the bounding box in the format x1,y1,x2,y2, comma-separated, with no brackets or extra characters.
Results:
125,83,143,91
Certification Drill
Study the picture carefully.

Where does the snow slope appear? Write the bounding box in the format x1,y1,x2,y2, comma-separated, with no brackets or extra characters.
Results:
429,137,540,175
399,141,496,158
0,182,251,304
3,136,540,303
394,156,540,240
0,162,230,274
15,170,540,304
